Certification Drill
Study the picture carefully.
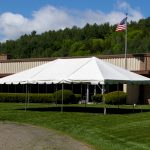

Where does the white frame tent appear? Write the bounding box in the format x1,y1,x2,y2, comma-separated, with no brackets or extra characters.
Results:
0,57,150,114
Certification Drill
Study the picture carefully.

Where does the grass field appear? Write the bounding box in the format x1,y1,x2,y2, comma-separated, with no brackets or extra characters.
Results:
0,103,150,150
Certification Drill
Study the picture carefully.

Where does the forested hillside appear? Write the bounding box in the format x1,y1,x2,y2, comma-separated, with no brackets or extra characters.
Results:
0,17,150,59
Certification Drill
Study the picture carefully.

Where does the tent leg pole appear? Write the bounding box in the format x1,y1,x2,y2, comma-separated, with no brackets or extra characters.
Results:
117,84,119,91
94,85,96,96
56,84,58,106
25,84,27,112
81,84,82,101
102,84,106,115
61,83,64,112
86,84,89,104
27,85,29,108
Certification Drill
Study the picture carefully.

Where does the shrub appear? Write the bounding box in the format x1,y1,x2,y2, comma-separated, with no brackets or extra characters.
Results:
74,94,81,104
91,94,103,103
0,93,54,103
53,90,75,104
28,93,54,103
0,93,26,103
104,91,127,105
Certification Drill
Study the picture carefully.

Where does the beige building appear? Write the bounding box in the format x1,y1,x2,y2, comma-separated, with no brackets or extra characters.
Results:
0,53,150,104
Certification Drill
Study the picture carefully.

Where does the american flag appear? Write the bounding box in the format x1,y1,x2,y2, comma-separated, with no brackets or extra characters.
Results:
116,17,127,32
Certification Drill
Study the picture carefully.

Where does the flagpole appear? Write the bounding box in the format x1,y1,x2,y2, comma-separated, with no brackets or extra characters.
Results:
125,13,128,69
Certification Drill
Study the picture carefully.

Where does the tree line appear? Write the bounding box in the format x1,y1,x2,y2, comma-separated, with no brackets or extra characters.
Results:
0,17,150,59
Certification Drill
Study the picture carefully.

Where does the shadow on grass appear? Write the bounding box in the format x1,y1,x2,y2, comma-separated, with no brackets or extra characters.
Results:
17,106,150,114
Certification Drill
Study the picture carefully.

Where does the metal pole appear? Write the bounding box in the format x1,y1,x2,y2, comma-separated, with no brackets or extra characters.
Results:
27,84,30,107
94,85,97,95
25,84,27,111
45,83,47,95
125,13,128,69
56,84,58,106
86,84,89,104
61,83,64,112
102,84,106,115
81,84,82,101
37,83,39,95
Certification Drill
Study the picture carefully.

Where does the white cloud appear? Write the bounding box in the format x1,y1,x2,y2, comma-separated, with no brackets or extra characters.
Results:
0,2,144,42
116,1,143,21
0,12,28,40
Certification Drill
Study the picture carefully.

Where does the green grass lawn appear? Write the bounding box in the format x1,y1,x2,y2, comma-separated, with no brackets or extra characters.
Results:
0,103,150,150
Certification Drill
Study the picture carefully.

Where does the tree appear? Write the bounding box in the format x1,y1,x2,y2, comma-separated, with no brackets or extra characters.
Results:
1,17,150,58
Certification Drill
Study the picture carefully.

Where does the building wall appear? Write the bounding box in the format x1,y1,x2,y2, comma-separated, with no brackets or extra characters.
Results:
0,56,141,74
126,85,139,104
103,57,141,70
145,56,150,70
143,85,150,104
0,61,49,74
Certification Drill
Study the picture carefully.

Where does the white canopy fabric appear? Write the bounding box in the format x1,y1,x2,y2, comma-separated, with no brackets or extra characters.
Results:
0,57,150,85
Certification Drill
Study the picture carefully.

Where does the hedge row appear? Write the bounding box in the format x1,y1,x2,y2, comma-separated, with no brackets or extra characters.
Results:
91,91,127,105
0,93,54,103
0,90,127,104
0,90,81,104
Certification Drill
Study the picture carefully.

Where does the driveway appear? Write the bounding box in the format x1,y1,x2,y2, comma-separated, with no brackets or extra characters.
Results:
0,122,93,150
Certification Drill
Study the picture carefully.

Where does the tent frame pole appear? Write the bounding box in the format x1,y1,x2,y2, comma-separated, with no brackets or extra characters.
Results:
102,84,106,115
61,83,64,112
86,84,89,104
55,84,58,106
94,85,97,96
81,83,82,101
27,84,30,108
25,84,27,111
25,83,30,111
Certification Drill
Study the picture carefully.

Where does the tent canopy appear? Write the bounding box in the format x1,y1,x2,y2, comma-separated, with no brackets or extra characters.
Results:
0,57,150,85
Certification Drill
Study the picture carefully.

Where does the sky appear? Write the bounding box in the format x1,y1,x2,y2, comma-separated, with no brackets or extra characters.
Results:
0,0,149,42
